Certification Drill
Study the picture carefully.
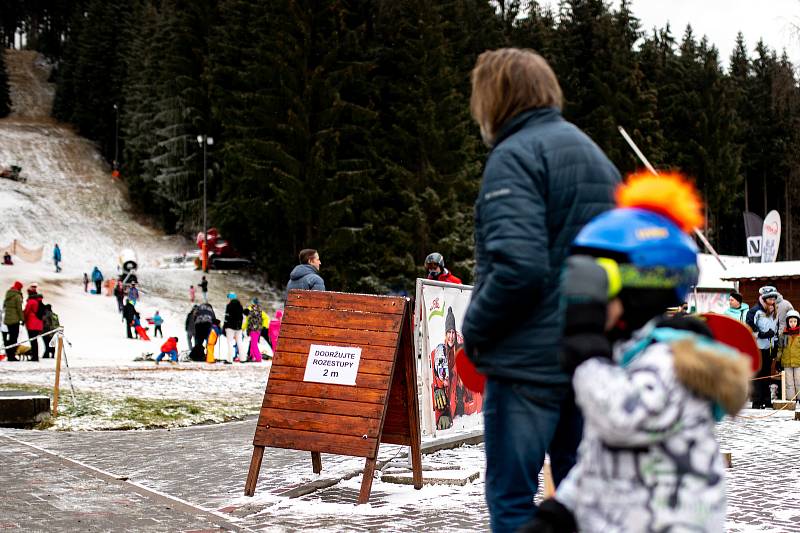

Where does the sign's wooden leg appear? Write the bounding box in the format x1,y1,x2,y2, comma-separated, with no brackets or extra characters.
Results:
244,445,265,496
402,323,423,490
311,451,322,474
358,457,377,504
409,442,423,490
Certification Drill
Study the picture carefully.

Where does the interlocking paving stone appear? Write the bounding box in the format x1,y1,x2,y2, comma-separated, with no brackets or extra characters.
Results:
1,409,797,531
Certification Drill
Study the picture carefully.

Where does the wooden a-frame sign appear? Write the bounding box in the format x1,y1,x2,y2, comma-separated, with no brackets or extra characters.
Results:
244,289,423,504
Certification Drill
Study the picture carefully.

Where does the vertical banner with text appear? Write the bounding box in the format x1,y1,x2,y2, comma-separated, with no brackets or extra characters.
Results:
414,279,482,438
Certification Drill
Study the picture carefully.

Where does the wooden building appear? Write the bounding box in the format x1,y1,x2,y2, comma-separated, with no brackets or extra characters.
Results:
720,261,800,307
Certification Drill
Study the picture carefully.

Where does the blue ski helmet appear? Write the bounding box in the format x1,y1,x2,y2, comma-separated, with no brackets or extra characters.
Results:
573,207,698,303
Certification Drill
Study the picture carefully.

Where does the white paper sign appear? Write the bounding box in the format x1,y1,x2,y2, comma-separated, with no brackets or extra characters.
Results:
303,344,361,386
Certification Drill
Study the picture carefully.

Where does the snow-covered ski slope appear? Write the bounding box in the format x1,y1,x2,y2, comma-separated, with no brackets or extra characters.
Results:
0,50,184,269
0,50,272,369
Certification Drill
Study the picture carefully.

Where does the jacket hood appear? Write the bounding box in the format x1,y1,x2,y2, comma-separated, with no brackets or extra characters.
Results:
671,337,751,417
290,264,318,281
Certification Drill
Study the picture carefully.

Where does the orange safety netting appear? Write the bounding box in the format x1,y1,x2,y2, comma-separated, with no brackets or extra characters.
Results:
0,239,44,263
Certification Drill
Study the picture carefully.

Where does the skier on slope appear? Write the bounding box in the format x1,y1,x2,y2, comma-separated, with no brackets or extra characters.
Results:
91,266,103,295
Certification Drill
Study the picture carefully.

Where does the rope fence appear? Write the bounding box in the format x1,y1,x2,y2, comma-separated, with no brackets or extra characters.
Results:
1,327,64,350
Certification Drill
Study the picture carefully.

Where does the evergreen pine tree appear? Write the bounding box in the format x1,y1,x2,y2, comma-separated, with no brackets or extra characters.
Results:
0,49,11,117
369,0,485,288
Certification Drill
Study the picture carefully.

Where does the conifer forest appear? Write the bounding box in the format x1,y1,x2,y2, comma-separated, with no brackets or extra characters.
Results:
1,0,799,292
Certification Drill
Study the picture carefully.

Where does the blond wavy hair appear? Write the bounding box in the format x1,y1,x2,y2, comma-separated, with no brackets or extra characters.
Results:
470,48,563,146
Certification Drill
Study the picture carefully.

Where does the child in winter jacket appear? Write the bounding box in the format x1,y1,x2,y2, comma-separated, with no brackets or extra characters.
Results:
132,314,150,341
242,299,268,362
524,174,753,533
150,311,164,338
206,319,221,363
155,337,179,364
780,309,800,405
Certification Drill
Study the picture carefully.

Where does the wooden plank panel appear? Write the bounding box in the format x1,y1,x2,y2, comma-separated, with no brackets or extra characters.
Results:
278,324,398,347
269,366,388,390
287,290,405,315
382,391,410,437
282,307,402,332
254,426,377,458
261,394,384,419
381,432,412,446
272,353,393,376
277,338,397,361
257,407,381,439
266,379,387,404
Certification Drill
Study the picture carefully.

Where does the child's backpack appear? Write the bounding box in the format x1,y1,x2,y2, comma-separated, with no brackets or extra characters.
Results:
36,302,47,321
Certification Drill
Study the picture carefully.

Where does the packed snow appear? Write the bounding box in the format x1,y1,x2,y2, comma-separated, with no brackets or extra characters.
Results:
0,51,281,423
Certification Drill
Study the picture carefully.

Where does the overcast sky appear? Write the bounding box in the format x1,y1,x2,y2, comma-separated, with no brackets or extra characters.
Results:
618,0,800,67
540,1,800,68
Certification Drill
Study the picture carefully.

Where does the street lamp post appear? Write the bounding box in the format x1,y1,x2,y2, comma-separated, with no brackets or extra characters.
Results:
113,104,119,165
196,134,214,272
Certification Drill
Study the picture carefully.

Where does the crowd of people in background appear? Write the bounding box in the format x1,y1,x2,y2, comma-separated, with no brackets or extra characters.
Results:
2,280,61,362
1,242,332,365
726,285,798,409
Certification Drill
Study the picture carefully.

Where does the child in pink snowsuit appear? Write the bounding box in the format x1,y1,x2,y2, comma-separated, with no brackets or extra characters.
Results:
189,285,196,303
268,309,283,351
245,299,264,362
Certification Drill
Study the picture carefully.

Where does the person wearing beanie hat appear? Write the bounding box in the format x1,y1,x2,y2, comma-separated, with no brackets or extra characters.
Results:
223,293,244,364
752,292,780,408
3,282,24,361
779,310,800,407
430,306,479,431
745,286,779,334
724,291,749,323
23,289,44,361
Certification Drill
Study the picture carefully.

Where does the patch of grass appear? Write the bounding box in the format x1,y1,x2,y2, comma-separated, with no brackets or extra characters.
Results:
0,383,258,431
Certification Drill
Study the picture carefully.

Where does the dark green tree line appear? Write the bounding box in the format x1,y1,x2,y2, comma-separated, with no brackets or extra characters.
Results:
31,0,800,288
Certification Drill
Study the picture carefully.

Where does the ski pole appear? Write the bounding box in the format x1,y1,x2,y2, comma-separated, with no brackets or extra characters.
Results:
617,126,727,271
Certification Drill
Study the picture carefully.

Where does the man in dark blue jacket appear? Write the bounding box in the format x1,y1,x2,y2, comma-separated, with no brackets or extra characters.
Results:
464,48,620,532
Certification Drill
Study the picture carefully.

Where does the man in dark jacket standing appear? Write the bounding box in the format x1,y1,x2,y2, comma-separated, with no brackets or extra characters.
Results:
463,48,620,532
3,281,24,361
192,303,216,361
286,249,325,292
122,298,136,339
223,293,244,363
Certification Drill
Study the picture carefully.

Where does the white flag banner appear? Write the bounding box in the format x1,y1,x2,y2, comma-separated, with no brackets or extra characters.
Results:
414,278,482,438
761,210,781,263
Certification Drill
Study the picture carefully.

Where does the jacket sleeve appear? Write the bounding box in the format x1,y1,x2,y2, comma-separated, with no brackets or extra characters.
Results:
572,347,684,447
755,313,775,337
462,148,550,347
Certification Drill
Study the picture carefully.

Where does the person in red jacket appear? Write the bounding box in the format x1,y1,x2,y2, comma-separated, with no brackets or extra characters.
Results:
425,252,462,284
23,286,44,362
155,337,179,364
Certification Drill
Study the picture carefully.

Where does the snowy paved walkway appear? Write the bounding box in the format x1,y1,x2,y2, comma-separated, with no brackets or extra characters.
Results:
2,409,800,531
